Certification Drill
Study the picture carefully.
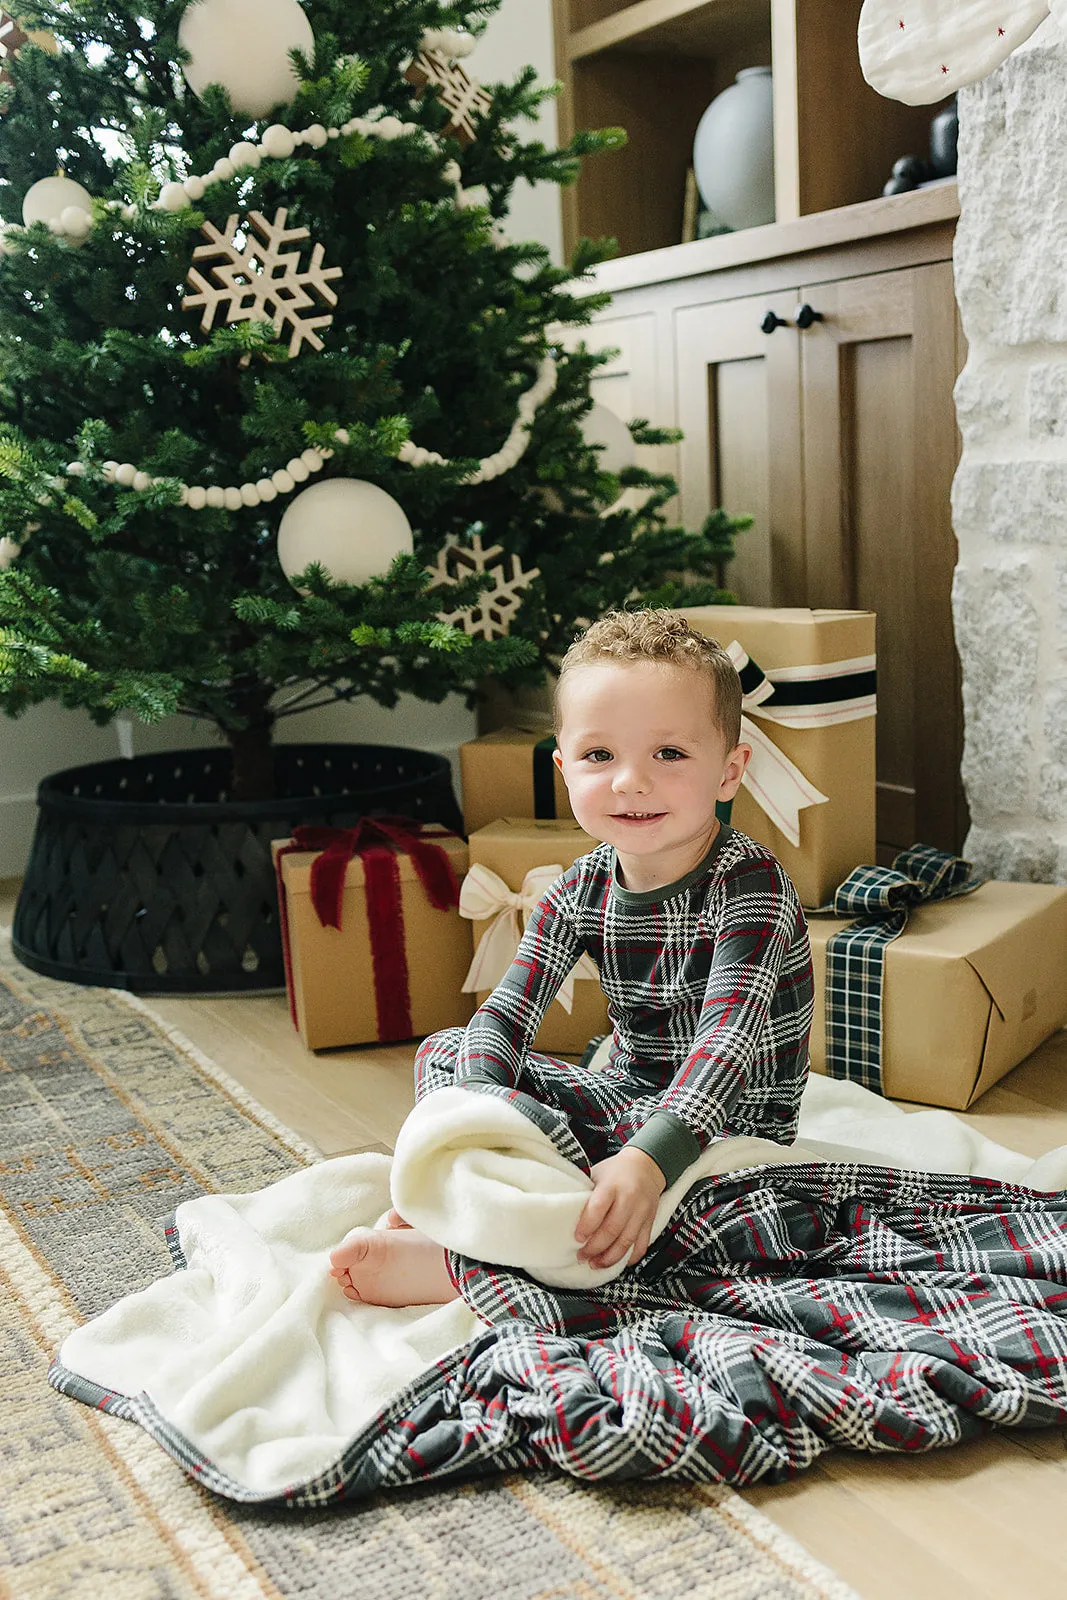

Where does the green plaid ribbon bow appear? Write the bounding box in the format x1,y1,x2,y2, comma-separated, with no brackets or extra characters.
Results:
824,844,984,1094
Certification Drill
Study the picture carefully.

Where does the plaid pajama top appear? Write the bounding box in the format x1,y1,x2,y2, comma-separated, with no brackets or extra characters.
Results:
456,825,815,1188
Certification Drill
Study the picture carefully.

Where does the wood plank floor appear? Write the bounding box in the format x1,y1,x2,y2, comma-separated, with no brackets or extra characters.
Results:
4,875,1067,1597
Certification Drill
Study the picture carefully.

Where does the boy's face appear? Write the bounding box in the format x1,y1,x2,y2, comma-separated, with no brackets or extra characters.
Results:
553,659,750,870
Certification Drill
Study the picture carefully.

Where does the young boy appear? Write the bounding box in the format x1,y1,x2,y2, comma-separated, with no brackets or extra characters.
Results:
330,610,814,1307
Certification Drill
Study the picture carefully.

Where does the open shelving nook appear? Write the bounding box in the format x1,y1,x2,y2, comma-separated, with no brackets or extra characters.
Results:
552,0,950,261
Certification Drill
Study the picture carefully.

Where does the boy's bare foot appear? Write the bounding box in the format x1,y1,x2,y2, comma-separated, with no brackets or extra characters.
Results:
329,1226,458,1307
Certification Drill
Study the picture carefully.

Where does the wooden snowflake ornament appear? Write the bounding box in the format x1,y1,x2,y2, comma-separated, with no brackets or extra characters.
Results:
0,12,30,68
404,45,492,143
0,10,57,106
858,0,1049,104
427,534,539,640
183,208,343,357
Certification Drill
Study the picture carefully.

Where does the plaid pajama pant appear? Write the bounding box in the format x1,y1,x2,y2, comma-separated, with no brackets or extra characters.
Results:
414,1025,687,1171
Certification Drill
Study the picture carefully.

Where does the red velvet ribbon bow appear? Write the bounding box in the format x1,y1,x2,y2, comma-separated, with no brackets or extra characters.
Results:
275,816,461,1042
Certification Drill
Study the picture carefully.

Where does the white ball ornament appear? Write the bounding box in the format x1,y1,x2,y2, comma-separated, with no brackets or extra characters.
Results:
178,0,314,118
277,479,414,588
22,175,94,231
59,205,93,240
184,176,206,202
286,456,310,484
260,123,296,160
229,141,260,170
581,401,636,475
304,123,327,149
206,486,226,508
211,158,236,183
256,478,278,502
158,182,187,212
114,463,137,487
187,486,208,510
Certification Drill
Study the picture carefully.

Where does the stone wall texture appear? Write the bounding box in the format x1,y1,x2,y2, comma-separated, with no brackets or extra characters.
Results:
953,20,1067,881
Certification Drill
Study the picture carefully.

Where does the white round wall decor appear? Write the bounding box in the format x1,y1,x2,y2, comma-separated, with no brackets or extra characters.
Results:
581,401,636,475
277,478,414,587
178,0,315,118
857,0,1048,105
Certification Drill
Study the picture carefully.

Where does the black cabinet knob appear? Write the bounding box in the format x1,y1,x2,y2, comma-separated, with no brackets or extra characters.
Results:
761,310,788,334
794,303,824,330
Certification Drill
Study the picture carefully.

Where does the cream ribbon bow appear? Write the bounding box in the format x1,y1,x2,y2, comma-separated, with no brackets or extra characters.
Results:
726,640,830,850
459,862,599,1013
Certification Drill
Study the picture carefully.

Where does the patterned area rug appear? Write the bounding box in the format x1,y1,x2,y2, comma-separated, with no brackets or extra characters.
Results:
0,936,859,1600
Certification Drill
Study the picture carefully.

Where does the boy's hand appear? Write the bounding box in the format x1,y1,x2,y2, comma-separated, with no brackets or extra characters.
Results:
574,1147,666,1270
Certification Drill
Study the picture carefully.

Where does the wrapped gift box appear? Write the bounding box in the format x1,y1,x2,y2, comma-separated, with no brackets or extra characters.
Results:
466,817,608,1056
460,724,573,836
273,828,474,1050
673,606,876,909
808,881,1067,1108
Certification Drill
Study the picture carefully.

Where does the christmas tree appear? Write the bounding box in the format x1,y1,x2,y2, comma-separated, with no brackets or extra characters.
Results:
0,0,746,800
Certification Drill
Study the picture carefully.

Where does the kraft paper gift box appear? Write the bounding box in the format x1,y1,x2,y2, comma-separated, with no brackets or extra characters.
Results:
272,823,474,1051
673,606,877,910
460,724,573,837
464,817,609,1057
808,881,1067,1109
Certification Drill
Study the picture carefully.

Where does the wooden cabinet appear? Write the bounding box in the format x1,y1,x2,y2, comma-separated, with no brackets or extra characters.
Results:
674,288,804,605
575,188,967,858
552,0,951,262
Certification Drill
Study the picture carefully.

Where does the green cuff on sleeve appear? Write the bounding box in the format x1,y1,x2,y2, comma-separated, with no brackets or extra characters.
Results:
625,1110,703,1190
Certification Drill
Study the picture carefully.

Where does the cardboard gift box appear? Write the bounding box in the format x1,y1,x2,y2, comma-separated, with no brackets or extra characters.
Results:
460,723,573,837
808,881,1067,1109
465,817,609,1056
673,606,876,909
272,825,474,1051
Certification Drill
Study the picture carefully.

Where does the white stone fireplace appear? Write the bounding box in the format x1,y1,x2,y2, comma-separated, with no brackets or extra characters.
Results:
953,20,1067,881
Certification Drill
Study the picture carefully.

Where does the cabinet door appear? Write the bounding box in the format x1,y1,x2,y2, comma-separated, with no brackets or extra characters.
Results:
798,261,964,856
674,292,804,607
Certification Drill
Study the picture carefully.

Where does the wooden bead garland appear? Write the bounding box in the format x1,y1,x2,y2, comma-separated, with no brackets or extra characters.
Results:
65,353,557,505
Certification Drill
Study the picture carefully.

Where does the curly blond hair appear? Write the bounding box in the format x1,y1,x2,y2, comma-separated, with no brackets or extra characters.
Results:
554,610,742,748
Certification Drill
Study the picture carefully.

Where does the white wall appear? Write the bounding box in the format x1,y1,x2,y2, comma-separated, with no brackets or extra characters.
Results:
0,0,562,878
477,0,562,264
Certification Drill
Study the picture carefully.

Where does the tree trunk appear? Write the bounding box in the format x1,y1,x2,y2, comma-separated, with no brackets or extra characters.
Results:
226,717,277,802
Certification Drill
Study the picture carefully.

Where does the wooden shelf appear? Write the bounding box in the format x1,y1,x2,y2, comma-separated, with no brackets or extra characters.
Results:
582,180,959,294
569,0,767,60
553,0,951,263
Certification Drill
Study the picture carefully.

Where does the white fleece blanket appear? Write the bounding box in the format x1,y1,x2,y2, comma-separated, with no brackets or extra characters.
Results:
58,1070,1067,1497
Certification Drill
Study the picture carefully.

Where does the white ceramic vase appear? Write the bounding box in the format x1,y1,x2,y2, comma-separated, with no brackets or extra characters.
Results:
692,66,775,232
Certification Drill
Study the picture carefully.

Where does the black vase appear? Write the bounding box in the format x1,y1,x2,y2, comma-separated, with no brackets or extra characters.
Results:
929,96,958,178
12,742,463,993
